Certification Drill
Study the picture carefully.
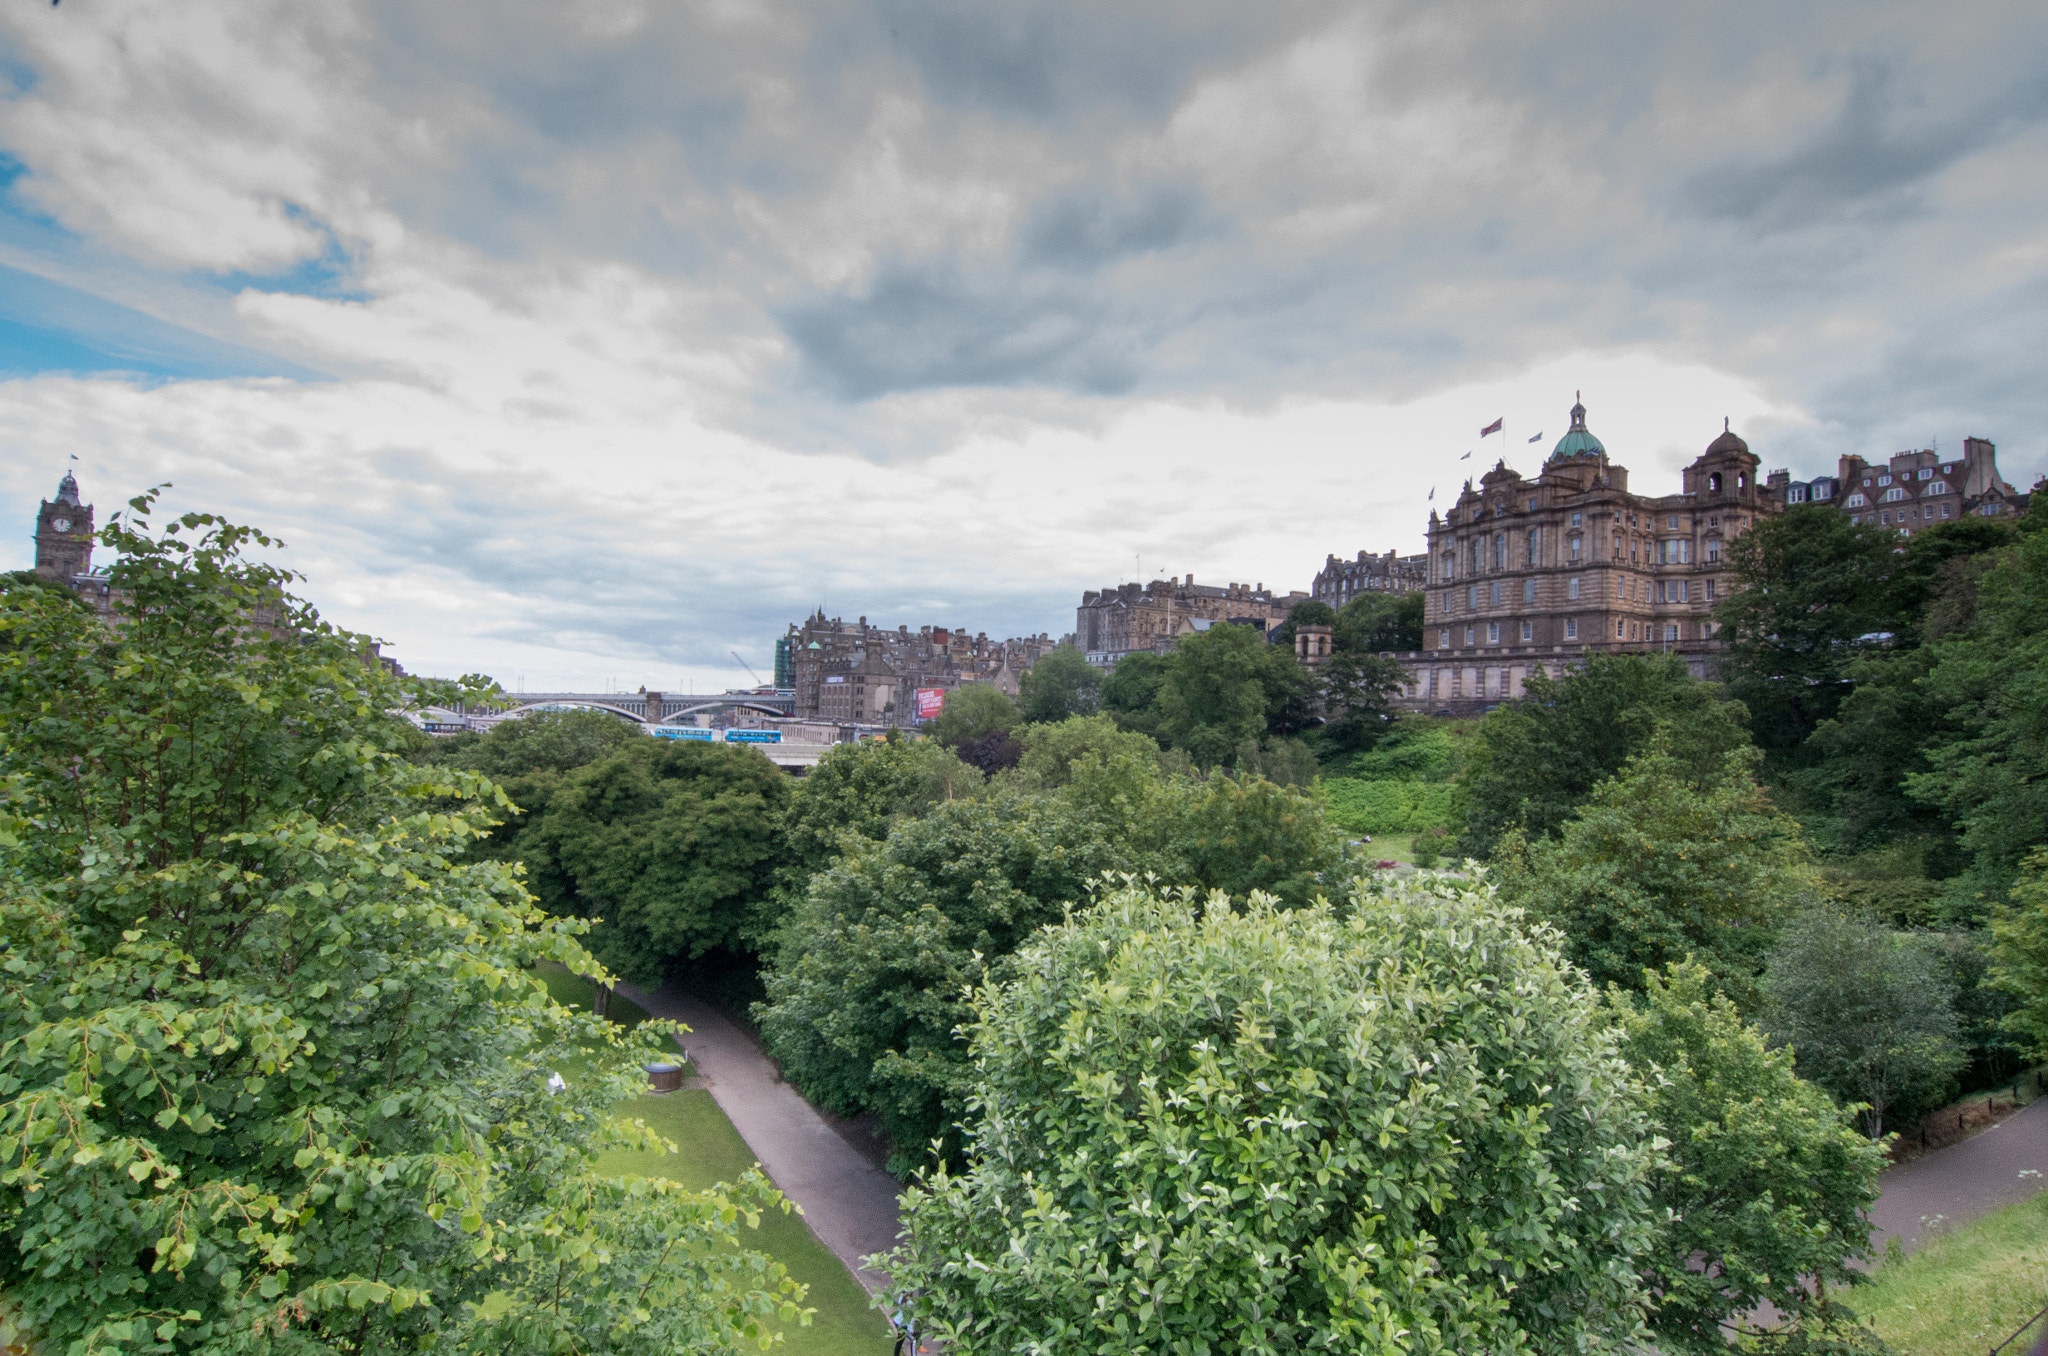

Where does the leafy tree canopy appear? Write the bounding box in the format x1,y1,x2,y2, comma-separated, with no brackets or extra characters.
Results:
1494,740,1812,1000
1459,652,1750,858
1989,848,2048,1063
1265,598,1334,650
884,879,1660,1354
1762,906,1965,1138
927,682,1019,749
1006,713,1162,790
1334,589,1425,655
0,497,806,1355
513,739,793,984
1098,650,1171,741
444,707,646,779
1157,622,1310,767
1610,964,1886,1353
1015,643,1102,724
1715,504,1898,758
755,754,1349,1164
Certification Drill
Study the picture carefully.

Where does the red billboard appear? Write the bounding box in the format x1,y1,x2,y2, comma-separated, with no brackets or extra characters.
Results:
915,687,946,720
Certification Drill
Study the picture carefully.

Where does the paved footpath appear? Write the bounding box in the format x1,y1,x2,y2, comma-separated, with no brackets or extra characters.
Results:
1867,1095,2048,1254
614,979,905,1294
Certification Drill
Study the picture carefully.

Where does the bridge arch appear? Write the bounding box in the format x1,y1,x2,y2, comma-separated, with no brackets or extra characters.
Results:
494,700,649,724
657,701,787,722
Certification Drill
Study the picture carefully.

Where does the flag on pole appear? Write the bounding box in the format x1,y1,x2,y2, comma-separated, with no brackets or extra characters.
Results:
1528,432,1543,443
1480,417,1503,437
1459,451,1472,460
1428,487,1435,500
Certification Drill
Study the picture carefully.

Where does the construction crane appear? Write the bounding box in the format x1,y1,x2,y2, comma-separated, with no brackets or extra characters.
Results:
730,651,767,689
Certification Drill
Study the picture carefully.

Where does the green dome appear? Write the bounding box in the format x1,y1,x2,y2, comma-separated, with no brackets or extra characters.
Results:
1549,395,1605,461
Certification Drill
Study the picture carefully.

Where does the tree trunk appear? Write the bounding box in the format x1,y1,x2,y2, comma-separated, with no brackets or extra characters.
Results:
593,982,612,1020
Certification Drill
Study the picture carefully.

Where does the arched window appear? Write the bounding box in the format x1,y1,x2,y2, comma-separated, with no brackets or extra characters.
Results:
1709,472,1723,492
1737,472,1748,489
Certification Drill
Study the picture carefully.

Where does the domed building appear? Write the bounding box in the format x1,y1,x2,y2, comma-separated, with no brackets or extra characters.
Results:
1399,396,1781,712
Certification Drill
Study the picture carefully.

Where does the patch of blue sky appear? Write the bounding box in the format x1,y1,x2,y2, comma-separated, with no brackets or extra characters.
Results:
211,204,370,302
0,263,325,381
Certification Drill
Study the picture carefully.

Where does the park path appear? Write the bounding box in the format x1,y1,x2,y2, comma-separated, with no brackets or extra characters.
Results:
613,978,905,1295
1867,1094,2048,1254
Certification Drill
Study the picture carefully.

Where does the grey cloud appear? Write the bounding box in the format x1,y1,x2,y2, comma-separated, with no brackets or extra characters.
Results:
780,262,1141,399
1682,58,2048,231
874,0,1264,120
1019,184,1215,268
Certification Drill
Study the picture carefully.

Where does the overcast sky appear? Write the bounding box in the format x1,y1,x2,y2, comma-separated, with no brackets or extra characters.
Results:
1,1,2043,689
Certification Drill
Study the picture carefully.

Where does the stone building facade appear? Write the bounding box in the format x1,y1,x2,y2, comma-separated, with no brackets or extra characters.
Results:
1309,549,1427,609
33,472,95,582
1781,436,2027,533
1389,397,1780,712
784,611,1064,729
1076,576,1305,665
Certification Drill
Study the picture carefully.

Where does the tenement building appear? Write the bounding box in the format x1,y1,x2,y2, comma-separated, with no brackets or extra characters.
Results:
1309,549,1427,609
1076,575,1305,665
784,612,1064,729
1779,437,2027,533
1393,396,1779,711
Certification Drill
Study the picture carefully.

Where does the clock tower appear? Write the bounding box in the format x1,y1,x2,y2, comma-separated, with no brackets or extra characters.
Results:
34,471,94,581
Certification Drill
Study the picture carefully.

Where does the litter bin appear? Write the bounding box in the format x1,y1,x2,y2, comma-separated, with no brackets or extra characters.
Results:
646,1062,684,1093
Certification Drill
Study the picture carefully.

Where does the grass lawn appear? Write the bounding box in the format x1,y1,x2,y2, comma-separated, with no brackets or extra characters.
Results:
1358,831,1414,864
532,962,653,1030
1853,1189,2048,1355
599,1090,892,1355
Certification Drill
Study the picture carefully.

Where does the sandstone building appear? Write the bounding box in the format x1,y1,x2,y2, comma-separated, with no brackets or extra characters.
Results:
1776,436,2026,533
784,612,1064,729
1310,549,1427,609
1394,396,1779,710
1076,576,1304,665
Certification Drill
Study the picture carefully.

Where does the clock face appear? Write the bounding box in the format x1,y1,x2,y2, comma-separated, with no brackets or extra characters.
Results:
51,517,71,533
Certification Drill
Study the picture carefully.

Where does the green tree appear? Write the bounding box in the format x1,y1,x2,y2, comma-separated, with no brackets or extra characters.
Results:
446,707,646,778
1266,597,1334,651
1762,907,1965,1138
1907,523,2048,900
1314,650,1411,761
0,499,806,1355
927,682,1020,747
1016,643,1102,723
1610,964,1886,1352
1495,742,1811,999
756,755,1347,1163
1988,848,2048,1061
1008,713,1161,790
779,736,984,884
1459,652,1750,858
1156,622,1308,766
518,739,792,984
1715,504,1897,758
1334,589,1425,654
1099,649,1172,741
883,879,1660,1354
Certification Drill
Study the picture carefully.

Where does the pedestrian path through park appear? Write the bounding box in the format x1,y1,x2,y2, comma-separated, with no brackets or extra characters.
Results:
614,979,905,1295
1867,1094,2048,1255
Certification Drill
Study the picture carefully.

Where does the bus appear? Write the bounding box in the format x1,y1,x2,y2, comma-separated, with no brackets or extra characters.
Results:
724,729,783,744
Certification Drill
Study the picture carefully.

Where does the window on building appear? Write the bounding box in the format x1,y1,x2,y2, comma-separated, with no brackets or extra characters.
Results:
1704,578,1716,601
1487,622,1501,643
1665,624,1678,642
1439,629,1450,648
1882,487,1905,502
1568,534,1582,560
1878,474,1892,486
1880,510,1890,524
1706,539,1720,562
1815,483,1832,499
1465,626,1476,645
1523,578,1535,603
1940,502,1952,519
1565,618,1578,639
1846,493,1867,507
1927,481,1947,494
1568,576,1581,599
1570,511,1582,527
1666,515,1679,529
1491,581,1501,606
1526,497,1537,511
1467,584,1477,609
1919,468,1933,479
1520,620,1532,641
1617,619,1626,638
1526,530,1538,565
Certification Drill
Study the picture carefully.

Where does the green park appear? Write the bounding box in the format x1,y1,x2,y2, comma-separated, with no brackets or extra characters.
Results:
4,494,2048,1353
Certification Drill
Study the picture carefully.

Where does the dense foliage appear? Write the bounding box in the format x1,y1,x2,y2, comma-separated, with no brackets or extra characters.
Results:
1458,653,1750,858
884,879,1661,1354
1762,907,1965,1138
1611,965,1885,1351
1015,643,1102,723
1494,741,1811,999
756,749,1348,1165
0,501,806,1355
